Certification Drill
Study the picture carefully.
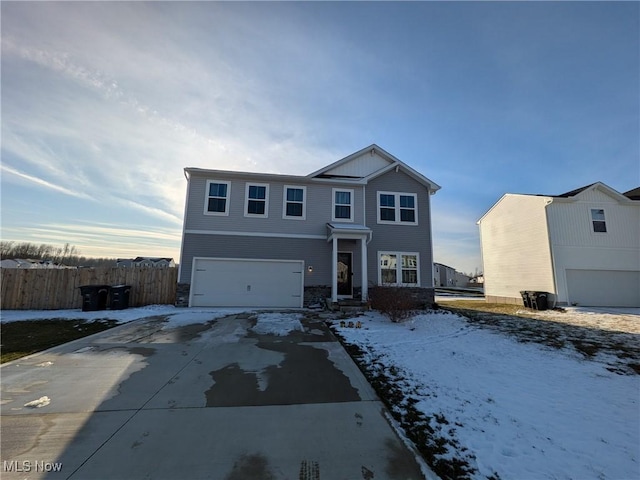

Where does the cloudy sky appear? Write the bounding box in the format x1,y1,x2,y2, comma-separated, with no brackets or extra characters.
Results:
2,1,638,274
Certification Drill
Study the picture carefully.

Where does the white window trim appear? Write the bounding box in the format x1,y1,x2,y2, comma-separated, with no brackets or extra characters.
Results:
377,251,421,287
332,188,354,222
589,207,608,234
282,185,307,220
244,183,269,218
204,180,231,216
377,191,418,225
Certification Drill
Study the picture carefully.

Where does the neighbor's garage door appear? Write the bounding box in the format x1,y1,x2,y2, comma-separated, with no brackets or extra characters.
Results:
190,258,304,308
566,269,640,307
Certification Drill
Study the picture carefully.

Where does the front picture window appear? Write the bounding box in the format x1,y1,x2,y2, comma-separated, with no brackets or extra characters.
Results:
378,252,419,286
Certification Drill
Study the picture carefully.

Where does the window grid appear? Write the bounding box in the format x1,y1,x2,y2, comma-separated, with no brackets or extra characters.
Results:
284,186,306,219
378,252,420,286
205,180,230,215
377,192,417,225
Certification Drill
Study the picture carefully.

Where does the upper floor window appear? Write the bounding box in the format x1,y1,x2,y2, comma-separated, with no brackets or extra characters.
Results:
377,192,417,225
283,186,306,220
591,208,607,233
245,183,269,217
205,180,230,216
332,188,354,222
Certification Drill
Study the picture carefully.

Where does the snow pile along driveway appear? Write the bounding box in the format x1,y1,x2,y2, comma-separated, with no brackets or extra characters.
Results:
335,311,639,480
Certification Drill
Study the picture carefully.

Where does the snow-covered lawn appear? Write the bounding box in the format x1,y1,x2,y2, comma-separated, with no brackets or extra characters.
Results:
335,311,639,480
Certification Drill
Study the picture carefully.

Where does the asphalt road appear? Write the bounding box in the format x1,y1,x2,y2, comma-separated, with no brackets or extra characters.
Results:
1,311,434,480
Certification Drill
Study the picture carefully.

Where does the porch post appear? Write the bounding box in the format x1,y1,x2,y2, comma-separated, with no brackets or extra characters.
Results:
361,237,368,301
331,236,338,303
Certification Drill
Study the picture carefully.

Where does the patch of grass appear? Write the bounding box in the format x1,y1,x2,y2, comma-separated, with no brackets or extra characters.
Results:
438,302,640,376
1,319,119,363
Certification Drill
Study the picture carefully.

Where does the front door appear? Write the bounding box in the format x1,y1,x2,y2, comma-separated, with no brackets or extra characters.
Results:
337,252,353,297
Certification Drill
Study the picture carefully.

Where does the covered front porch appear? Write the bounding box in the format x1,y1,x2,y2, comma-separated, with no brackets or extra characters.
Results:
326,223,372,304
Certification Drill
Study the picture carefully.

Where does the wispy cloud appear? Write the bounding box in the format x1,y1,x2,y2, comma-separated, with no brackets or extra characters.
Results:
1,164,93,200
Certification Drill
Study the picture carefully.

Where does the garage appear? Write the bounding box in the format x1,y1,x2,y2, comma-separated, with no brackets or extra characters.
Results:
566,269,640,307
189,258,304,308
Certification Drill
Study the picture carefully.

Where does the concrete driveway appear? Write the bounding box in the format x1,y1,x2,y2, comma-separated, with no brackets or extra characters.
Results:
1,311,432,480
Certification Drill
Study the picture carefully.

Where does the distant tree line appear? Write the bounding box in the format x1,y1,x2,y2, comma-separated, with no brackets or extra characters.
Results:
0,241,116,267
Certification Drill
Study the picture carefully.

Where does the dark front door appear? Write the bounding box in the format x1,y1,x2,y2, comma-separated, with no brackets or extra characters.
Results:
337,252,353,297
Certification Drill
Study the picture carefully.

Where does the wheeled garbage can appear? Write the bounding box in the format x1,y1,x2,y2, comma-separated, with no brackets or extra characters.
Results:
110,285,131,310
529,291,548,311
79,285,111,311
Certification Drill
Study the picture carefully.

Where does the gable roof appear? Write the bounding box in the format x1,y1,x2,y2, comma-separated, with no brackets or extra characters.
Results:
308,144,441,193
478,182,635,224
549,182,633,204
623,187,640,201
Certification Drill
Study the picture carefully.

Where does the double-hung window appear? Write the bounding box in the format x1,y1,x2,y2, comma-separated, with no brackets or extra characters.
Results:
377,192,417,225
590,209,607,233
283,186,306,219
205,180,230,215
378,252,420,286
332,188,354,222
245,183,269,217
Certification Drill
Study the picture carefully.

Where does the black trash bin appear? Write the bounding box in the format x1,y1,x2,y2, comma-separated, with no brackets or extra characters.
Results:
529,291,548,311
79,285,111,311
520,291,531,308
110,285,131,310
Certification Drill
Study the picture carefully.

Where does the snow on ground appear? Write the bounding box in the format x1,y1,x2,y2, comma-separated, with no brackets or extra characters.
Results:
0,305,255,327
336,311,639,480
251,312,304,336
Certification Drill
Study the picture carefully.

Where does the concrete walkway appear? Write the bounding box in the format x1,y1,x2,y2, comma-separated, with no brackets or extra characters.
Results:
1,311,433,479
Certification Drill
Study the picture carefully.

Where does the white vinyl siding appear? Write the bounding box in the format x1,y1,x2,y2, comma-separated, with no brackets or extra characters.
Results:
283,185,306,220
244,183,269,218
204,180,231,216
332,188,354,222
377,191,418,225
478,195,555,301
378,252,420,286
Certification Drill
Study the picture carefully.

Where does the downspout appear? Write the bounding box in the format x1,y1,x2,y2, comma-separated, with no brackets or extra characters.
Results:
177,169,191,287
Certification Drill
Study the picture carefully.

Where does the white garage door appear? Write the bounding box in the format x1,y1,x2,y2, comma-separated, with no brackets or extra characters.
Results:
190,258,304,308
566,269,640,307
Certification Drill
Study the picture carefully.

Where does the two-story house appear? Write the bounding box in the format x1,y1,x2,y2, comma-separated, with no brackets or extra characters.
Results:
178,145,441,308
478,182,640,307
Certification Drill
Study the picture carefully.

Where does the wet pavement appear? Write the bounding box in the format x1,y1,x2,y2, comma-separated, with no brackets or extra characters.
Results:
1,311,433,479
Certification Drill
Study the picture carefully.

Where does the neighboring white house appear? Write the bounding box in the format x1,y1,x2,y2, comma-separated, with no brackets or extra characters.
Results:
477,183,640,307
0,259,68,269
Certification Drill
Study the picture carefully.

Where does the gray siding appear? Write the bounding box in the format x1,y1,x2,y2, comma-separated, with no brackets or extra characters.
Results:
180,233,332,285
365,170,434,287
185,172,365,235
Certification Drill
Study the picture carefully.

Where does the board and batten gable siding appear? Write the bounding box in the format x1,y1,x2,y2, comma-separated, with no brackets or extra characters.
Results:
184,172,365,235
545,190,640,305
479,194,555,303
365,169,434,287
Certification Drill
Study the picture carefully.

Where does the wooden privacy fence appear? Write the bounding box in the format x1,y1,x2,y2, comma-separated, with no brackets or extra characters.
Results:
1,267,178,310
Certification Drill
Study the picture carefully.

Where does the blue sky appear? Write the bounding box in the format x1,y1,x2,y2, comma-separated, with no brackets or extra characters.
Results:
2,1,638,274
